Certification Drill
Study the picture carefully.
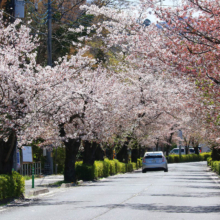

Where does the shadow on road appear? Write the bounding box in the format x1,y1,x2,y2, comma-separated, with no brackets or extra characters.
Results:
7,199,220,214
168,177,212,181
173,180,217,184
84,203,220,213
149,192,220,198
6,198,85,208
188,185,220,189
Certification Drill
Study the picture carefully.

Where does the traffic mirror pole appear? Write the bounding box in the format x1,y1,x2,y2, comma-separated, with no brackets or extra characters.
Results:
32,165,35,188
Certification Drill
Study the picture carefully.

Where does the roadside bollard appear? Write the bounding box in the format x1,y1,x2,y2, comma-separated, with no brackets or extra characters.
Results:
32,165,34,188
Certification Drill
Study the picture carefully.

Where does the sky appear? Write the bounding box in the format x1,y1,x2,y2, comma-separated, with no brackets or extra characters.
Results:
127,0,180,23
85,0,181,23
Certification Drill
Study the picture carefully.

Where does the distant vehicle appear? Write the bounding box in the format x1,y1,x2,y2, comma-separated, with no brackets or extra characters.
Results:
169,147,201,155
142,151,168,173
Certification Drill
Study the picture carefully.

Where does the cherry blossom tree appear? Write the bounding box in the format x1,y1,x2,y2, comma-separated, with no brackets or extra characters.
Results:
0,1,211,180
0,15,39,174
0,11,141,178
143,0,220,141
20,57,143,181
81,2,219,144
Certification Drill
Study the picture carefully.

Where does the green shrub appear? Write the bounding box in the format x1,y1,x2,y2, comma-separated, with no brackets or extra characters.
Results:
93,162,98,179
207,157,212,166
168,152,211,163
137,158,142,168
173,155,180,163
126,163,134,172
95,161,104,178
211,161,220,175
109,160,116,175
130,162,137,170
75,158,142,181
119,162,126,173
103,159,110,177
113,159,120,173
0,171,24,201
203,152,212,160
75,163,95,181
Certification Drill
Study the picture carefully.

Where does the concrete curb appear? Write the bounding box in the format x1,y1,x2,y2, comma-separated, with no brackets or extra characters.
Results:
60,180,83,188
77,180,83,185
28,188,49,197
60,183,76,188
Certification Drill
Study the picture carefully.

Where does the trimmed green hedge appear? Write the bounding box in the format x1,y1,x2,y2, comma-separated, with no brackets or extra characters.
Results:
207,157,220,175
137,158,142,169
207,157,212,166
167,152,211,163
211,161,220,175
0,171,25,201
75,158,142,181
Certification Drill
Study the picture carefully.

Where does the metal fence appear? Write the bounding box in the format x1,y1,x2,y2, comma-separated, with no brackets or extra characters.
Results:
20,162,41,176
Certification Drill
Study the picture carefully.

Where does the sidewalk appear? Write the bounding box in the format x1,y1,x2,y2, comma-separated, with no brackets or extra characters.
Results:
24,175,64,198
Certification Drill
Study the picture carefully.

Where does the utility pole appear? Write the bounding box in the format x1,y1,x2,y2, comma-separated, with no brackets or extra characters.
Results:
47,0,52,66
178,130,183,157
46,0,53,174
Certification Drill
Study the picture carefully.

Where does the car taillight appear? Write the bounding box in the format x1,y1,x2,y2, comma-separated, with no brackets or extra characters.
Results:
143,158,146,163
162,156,165,162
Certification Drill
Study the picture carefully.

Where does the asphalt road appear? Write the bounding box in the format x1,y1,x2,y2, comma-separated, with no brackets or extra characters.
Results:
1,162,220,220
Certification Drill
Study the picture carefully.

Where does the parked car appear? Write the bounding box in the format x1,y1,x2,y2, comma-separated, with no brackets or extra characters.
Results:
169,148,185,155
169,147,201,155
142,151,168,173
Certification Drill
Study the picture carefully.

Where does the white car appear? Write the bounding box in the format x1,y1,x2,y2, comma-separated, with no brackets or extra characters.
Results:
169,148,185,155
169,147,200,155
142,151,168,173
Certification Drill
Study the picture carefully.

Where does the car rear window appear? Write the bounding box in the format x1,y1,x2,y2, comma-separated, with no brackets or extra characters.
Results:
145,155,162,159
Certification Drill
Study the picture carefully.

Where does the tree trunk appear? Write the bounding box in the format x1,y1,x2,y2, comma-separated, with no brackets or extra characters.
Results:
94,144,104,161
131,149,138,162
106,146,113,160
0,130,17,174
185,145,189,154
59,123,80,182
192,138,199,155
138,145,144,158
63,138,80,182
83,141,97,165
211,146,220,160
166,132,174,157
117,143,128,163
194,143,199,155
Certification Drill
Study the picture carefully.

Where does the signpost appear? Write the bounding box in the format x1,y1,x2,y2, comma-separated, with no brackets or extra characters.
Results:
22,146,34,188
22,146,33,163
32,165,34,188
